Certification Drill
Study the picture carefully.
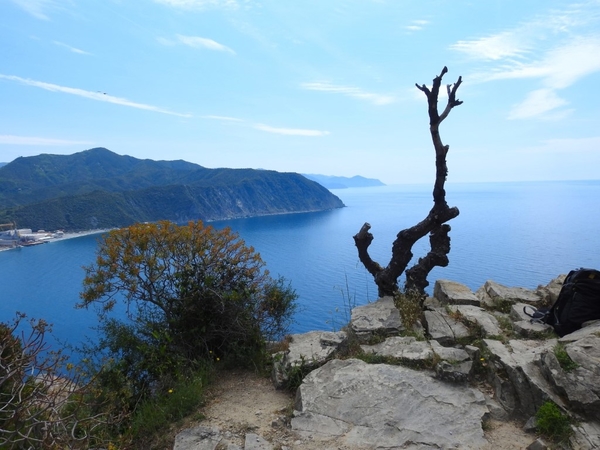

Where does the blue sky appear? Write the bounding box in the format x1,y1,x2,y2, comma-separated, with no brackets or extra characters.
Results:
1,0,599,184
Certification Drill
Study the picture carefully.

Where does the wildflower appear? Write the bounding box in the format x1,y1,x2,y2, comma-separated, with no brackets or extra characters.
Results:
216,357,220,361
168,389,173,394
480,357,485,361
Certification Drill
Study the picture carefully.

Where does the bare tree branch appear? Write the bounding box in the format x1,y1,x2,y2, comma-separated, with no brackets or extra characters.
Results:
354,66,462,298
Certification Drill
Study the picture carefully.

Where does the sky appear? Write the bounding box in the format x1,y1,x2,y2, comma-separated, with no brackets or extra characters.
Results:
1,0,599,185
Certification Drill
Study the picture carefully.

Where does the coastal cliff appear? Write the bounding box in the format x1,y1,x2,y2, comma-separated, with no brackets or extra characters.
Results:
0,148,344,231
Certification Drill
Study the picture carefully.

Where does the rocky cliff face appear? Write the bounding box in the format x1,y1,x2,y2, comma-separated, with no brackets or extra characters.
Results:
176,275,600,449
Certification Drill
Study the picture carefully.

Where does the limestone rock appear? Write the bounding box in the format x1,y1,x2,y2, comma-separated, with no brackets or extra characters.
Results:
361,336,433,363
448,305,503,337
292,359,490,449
535,274,566,305
434,279,481,306
424,308,470,345
350,296,403,343
244,433,273,450
430,340,471,363
271,331,346,389
484,280,542,304
475,285,495,308
483,338,564,417
559,320,600,343
173,426,222,450
539,335,600,417
513,320,553,338
571,421,600,449
435,360,473,383
539,350,600,417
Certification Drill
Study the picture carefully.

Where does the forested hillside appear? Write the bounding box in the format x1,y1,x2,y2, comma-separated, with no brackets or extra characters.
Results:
0,148,344,231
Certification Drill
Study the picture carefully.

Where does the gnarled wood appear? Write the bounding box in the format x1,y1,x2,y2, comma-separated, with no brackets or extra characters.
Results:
353,66,462,297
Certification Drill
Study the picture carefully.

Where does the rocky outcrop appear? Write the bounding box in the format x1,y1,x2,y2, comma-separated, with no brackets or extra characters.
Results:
350,296,403,343
292,359,489,449
271,331,346,389
175,274,600,450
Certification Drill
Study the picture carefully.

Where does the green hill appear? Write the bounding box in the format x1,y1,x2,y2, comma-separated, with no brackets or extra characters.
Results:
0,148,345,231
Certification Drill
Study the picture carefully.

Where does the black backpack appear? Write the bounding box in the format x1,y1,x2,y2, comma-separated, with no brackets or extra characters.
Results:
524,268,600,337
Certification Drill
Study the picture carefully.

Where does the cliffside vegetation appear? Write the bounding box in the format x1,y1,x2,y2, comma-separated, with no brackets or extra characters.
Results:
0,148,344,231
1,221,298,449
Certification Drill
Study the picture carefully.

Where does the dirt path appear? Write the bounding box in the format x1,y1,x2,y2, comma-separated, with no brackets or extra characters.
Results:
190,369,538,450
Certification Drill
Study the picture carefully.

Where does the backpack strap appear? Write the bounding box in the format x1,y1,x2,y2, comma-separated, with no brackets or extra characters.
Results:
523,305,550,324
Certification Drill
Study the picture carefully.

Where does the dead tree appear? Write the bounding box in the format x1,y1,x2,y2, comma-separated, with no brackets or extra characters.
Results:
353,66,462,299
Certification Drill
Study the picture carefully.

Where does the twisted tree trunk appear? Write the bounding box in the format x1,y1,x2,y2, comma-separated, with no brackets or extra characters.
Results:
353,66,462,298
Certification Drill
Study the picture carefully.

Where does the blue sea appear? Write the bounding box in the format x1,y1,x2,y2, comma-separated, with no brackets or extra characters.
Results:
1,181,599,354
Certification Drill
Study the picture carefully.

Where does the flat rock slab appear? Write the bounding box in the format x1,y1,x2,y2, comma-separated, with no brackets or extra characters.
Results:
559,320,600,343
484,280,542,304
447,305,503,337
285,331,346,364
424,308,470,345
350,296,403,343
361,336,433,362
292,359,489,449
434,280,480,306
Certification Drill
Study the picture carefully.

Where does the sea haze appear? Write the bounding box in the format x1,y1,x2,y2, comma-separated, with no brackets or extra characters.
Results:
1,180,599,354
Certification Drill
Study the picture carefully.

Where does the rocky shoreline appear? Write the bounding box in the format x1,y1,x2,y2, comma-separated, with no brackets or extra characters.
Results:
175,275,600,450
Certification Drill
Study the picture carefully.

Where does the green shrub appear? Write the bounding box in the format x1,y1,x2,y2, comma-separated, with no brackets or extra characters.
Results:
76,221,298,445
554,343,579,372
535,401,572,443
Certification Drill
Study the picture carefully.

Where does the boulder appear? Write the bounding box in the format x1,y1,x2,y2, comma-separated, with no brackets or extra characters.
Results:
424,308,470,345
434,280,481,306
271,331,346,389
535,274,566,305
350,296,403,343
292,359,490,449
539,335,600,417
483,338,564,417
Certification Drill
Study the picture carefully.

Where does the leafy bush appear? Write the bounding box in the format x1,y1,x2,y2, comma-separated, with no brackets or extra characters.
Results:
535,401,573,443
77,220,297,413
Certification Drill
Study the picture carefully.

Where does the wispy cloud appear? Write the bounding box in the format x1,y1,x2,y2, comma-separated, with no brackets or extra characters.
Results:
201,115,243,121
301,82,395,106
404,19,429,32
9,0,54,20
452,2,600,119
153,0,238,10
0,74,192,118
171,35,235,54
451,30,531,61
508,89,571,120
253,124,329,137
0,135,92,146
53,41,91,55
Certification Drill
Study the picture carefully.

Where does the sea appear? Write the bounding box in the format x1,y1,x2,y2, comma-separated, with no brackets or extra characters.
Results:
1,180,599,356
